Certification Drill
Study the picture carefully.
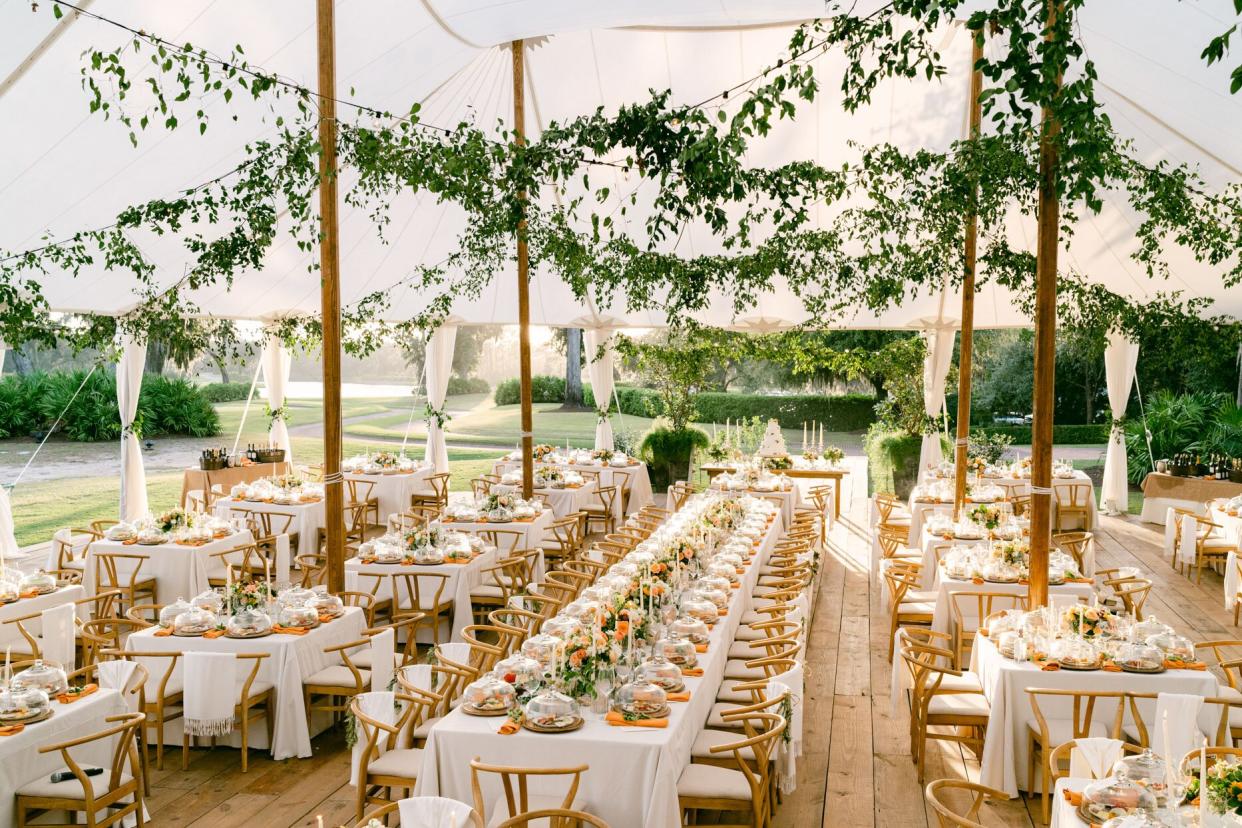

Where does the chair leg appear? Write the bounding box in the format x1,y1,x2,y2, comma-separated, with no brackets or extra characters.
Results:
240,704,249,773
1027,732,1036,801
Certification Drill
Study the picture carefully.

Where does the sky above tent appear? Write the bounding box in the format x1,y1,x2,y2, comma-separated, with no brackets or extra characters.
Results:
0,0,1239,330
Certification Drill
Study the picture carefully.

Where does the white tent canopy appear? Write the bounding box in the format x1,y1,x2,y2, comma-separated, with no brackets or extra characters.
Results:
1,1,1240,331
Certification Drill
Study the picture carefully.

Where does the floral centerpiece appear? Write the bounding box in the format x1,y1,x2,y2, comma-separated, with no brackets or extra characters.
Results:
992,538,1029,568
1063,605,1111,639
590,448,614,463
968,503,1003,531
823,445,845,465
371,451,401,468
534,465,564,488
225,579,273,615
531,444,555,461
403,526,443,552
155,508,196,533
557,625,616,699
268,473,304,491
762,454,793,471
483,492,516,512
1184,758,1242,818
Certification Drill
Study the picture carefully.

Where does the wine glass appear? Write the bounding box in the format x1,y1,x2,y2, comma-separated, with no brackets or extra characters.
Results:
591,665,614,716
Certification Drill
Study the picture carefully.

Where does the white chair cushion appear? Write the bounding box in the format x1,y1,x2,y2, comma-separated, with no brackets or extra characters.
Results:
724,660,767,681
897,601,936,616
351,649,374,670
366,747,424,778
235,678,274,700
303,665,371,689
693,728,756,761
734,626,764,642
470,584,508,600
707,701,747,729
937,670,983,694
677,764,753,801
715,680,755,705
728,641,765,660
62,559,86,572
413,715,441,740
1203,537,1236,550
927,693,990,717
17,770,134,800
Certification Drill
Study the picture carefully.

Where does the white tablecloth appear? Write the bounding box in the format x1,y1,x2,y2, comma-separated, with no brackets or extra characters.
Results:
215,498,324,555
127,606,367,760
493,460,654,515
414,515,782,827
534,483,615,522
971,633,1218,796
347,468,432,521
0,688,129,828
930,576,1096,638
916,528,990,589
439,510,554,551
84,532,253,603
344,546,536,642
0,585,87,650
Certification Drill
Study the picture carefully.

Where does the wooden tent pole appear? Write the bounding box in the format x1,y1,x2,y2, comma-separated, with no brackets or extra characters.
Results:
953,26,985,520
316,0,345,593
1028,0,1065,609
512,39,534,500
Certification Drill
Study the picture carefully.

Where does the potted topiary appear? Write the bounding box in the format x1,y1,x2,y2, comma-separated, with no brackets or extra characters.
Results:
639,417,710,489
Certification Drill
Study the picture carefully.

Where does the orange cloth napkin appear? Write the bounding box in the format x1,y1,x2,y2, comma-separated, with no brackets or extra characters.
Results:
445,559,470,565
17,590,38,599
498,717,521,735
271,625,310,636
970,577,985,585
57,684,98,704
153,628,172,637
1101,662,1122,672
717,608,728,617
681,667,704,677
605,711,668,728
1037,661,1061,671
667,691,691,702
202,629,226,639
1062,790,1083,806
1166,660,1207,670
0,724,25,736
694,643,708,654
736,567,745,575
318,614,337,624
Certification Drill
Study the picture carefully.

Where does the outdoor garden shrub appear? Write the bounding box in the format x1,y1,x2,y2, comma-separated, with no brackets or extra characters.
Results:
199,381,251,402
493,375,566,405
446,375,489,395
638,420,710,489
865,426,922,499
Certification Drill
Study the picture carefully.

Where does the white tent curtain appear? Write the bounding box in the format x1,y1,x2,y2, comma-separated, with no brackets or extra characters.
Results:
0,338,16,559
1101,331,1140,515
424,324,458,474
117,334,148,521
583,329,616,451
261,336,293,465
918,327,957,472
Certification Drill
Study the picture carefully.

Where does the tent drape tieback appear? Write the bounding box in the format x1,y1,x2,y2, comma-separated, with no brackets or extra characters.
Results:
1101,332,1139,515
584,329,617,451
118,334,148,521
918,327,956,473
423,325,458,474
261,336,293,465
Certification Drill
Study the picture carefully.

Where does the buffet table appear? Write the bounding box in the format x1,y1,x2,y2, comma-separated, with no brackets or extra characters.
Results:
127,606,367,760
343,545,528,642
702,464,849,519
180,462,290,508
0,688,129,828
414,514,782,827
1140,472,1242,523
971,633,1218,796
84,530,254,603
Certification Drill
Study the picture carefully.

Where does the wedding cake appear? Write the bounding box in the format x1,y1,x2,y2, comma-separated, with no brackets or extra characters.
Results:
757,419,788,458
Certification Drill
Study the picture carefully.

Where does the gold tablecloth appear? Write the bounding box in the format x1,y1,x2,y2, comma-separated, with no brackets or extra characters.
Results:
1140,471,1242,505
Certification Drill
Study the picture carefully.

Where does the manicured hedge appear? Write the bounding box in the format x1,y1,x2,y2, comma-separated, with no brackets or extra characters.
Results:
614,387,877,431
0,372,220,441
975,423,1109,445
447,376,489,396
494,376,569,405
865,428,922,499
199,381,252,402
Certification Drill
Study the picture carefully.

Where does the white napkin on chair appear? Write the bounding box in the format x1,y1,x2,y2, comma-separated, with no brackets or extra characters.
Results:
183,653,237,737
398,795,477,827
351,691,398,787
1153,692,1205,763
438,642,471,669
369,628,395,693
275,534,291,585
1163,508,1179,562
1177,516,1198,571
97,660,140,711
1069,737,1124,779
767,661,805,795
401,664,433,692
41,602,76,671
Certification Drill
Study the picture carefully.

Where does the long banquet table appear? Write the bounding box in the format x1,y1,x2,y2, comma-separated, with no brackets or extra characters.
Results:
84,530,254,603
970,633,1218,796
414,513,782,827
127,606,367,760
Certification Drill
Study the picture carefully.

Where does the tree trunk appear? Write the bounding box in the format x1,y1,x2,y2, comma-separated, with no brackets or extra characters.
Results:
564,327,584,407
213,351,230,384
144,339,167,375
1085,363,1093,423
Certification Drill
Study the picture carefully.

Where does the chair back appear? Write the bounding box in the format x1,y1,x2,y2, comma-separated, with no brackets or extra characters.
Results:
346,478,376,505
1057,481,1092,509
495,809,609,828
924,779,1008,827
479,529,524,556
356,800,484,828
1180,746,1242,777
94,552,151,592
1026,688,1125,749
392,572,451,614
1053,531,1093,572
948,591,1027,666
470,757,589,826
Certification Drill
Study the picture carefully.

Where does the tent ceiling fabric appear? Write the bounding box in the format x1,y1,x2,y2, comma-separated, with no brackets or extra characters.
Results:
1,1,1239,330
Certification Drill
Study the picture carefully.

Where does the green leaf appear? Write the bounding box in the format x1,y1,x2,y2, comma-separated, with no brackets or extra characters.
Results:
52,4,63,19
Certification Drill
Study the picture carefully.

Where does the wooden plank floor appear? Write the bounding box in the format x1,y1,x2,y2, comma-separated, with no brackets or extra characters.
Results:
132,496,1234,827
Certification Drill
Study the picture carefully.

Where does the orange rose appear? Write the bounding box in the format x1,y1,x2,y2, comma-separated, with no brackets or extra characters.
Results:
569,649,587,667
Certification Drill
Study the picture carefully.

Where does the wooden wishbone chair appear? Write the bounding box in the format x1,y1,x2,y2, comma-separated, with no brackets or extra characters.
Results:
469,757,590,826
924,779,1008,828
